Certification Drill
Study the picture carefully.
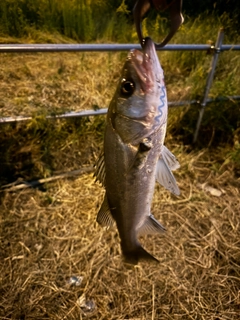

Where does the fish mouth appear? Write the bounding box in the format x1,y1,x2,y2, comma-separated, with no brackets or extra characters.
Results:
128,37,157,92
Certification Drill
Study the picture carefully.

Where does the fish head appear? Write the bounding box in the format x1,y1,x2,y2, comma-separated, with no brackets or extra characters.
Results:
110,37,168,144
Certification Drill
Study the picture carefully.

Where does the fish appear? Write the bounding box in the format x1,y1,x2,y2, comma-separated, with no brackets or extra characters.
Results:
95,37,180,265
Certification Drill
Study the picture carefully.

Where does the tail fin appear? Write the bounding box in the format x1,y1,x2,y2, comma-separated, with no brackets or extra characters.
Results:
122,245,159,265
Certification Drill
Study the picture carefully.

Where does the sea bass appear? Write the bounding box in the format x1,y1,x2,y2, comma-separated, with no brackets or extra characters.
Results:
95,37,180,264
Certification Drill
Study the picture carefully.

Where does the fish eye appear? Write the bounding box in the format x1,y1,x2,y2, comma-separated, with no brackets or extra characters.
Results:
120,79,135,97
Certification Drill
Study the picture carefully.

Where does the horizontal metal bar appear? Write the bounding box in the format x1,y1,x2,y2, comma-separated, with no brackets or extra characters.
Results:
0,109,108,123
1,96,239,124
0,43,239,53
168,100,198,106
0,44,207,53
220,44,240,51
207,96,240,102
0,166,93,192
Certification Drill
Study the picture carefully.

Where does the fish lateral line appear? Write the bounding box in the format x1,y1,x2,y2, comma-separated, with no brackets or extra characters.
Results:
153,84,166,130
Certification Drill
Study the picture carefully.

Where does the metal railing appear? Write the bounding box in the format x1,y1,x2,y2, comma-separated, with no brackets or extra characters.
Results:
0,29,239,142
1,43,240,53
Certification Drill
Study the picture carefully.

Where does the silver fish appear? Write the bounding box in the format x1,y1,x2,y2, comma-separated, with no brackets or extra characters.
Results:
95,37,180,264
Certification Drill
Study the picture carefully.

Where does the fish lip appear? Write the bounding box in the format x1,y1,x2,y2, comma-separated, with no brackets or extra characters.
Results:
128,38,156,92
143,36,156,54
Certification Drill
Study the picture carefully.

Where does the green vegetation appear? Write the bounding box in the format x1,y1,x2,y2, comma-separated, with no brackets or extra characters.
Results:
0,0,240,42
0,0,124,41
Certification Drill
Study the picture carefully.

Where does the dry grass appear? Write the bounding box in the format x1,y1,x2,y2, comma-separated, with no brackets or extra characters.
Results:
0,51,122,117
0,35,240,319
0,147,240,319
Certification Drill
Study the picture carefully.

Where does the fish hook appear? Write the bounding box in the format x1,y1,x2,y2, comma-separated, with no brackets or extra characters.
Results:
133,0,184,48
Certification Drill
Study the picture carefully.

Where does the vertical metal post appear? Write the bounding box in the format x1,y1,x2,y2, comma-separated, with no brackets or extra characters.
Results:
193,28,224,143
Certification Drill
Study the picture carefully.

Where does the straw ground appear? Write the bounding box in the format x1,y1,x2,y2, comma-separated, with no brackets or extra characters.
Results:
1,141,239,319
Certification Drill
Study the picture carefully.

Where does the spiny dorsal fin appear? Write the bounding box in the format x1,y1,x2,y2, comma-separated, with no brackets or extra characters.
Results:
94,152,106,186
162,145,180,171
97,194,115,228
156,158,180,195
137,214,166,236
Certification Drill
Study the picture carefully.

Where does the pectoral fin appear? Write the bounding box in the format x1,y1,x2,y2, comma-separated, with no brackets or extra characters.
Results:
97,194,115,228
156,158,180,195
162,145,180,171
138,214,166,236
